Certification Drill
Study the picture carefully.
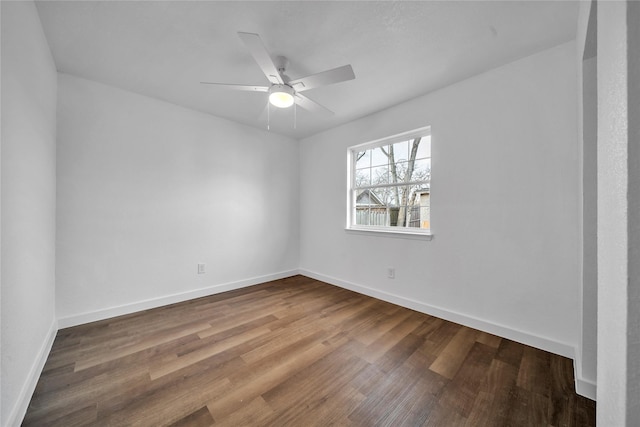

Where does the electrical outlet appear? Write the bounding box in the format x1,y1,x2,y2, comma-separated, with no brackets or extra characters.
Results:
387,268,395,279
197,263,205,274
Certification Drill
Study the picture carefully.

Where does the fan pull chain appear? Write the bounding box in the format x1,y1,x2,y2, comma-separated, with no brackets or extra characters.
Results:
267,101,270,131
294,101,297,129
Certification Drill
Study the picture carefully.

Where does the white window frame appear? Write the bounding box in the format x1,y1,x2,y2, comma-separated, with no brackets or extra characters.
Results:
346,126,432,240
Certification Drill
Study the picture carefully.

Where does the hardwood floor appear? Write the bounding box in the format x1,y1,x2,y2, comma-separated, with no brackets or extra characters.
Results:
24,275,596,426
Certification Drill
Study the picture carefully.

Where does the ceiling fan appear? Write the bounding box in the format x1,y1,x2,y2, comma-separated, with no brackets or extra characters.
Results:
201,32,356,115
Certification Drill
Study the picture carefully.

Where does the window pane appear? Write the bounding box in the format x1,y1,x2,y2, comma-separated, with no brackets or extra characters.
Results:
418,190,431,229
369,207,388,227
355,206,370,225
401,184,413,205
355,150,370,169
407,184,429,203
397,186,430,229
386,206,418,228
355,188,371,226
356,189,372,206
413,158,431,180
371,146,390,167
371,165,389,185
392,140,409,162
355,168,370,187
394,161,410,182
370,187,390,206
417,136,431,159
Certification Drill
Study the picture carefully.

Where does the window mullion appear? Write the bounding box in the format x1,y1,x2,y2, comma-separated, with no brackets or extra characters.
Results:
355,180,430,191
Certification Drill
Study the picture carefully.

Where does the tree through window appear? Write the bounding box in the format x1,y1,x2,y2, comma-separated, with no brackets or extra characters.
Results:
349,128,431,233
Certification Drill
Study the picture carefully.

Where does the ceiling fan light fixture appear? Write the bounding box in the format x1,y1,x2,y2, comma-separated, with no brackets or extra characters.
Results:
269,84,295,108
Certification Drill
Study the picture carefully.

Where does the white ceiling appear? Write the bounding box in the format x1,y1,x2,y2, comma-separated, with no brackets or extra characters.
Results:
35,1,578,139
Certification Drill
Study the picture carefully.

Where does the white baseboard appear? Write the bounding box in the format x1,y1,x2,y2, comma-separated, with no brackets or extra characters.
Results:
573,357,597,400
6,318,58,427
298,269,576,359
575,375,597,400
57,270,299,329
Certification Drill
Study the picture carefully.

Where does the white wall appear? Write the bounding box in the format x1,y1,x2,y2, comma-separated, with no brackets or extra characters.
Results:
596,2,627,423
56,74,299,325
1,2,58,425
628,3,640,421
575,0,598,400
580,55,598,396
597,1,640,424
299,42,580,358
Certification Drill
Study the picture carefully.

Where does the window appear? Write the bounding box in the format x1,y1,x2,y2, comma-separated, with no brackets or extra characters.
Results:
348,127,431,236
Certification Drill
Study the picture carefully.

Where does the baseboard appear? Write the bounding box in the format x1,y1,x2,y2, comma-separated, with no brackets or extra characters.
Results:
575,376,596,400
573,358,597,400
57,270,299,329
298,269,576,359
6,318,58,427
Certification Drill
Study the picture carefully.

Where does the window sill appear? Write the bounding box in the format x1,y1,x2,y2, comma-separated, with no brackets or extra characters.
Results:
345,227,433,241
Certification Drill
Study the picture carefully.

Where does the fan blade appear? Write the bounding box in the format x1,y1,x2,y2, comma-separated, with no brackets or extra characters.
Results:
238,32,284,85
294,93,334,115
289,64,355,92
200,82,269,92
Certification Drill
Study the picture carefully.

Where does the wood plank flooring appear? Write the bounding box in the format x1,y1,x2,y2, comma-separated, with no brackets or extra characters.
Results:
23,275,596,426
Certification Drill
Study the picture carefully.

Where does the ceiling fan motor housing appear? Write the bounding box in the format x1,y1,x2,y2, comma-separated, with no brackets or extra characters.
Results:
269,84,295,108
